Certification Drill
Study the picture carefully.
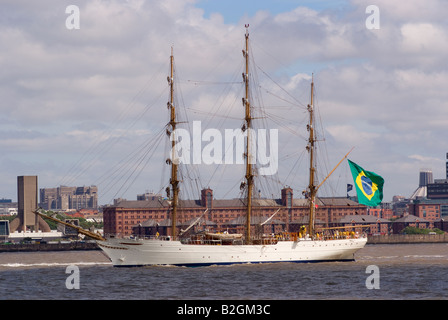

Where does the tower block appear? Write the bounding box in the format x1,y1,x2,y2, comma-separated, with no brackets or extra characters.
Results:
10,176,50,233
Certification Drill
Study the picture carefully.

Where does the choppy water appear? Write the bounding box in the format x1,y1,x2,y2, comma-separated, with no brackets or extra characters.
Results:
1,243,448,300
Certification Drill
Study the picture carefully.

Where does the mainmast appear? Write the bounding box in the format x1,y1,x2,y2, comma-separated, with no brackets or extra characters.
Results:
243,25,254,244
307,76,316,238
168,47,179,239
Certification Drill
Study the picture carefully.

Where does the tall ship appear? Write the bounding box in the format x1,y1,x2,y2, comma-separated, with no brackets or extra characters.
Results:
37,27,368,266
94,26,367,267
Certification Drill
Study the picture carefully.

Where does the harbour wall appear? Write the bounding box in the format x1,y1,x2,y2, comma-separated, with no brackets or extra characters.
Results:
0,241,100,252
368,234,448,244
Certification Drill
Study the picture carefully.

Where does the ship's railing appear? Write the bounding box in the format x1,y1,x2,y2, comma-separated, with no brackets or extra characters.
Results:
131,235,173,241
118,230,367,243
180,238,224,245
274,230,368,242
315,225,371,241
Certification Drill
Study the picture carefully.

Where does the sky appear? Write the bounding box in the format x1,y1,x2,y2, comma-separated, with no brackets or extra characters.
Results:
1,0,448,205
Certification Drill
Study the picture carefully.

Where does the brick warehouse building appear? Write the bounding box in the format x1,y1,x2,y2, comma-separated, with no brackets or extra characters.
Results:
103,188,368,237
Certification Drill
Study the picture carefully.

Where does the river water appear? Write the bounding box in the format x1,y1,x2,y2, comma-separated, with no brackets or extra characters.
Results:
1,243,448,300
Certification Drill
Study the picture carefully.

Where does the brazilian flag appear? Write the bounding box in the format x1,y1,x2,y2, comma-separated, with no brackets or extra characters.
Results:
348,159,384,206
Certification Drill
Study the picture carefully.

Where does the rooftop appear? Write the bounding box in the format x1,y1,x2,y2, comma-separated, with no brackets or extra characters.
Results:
111,196,361,209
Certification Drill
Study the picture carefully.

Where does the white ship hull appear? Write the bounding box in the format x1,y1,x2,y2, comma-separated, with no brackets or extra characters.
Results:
97,236,367,267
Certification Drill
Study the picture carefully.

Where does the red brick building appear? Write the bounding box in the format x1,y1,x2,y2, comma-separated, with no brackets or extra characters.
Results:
392,215,430,234
369,207,395,220
409,203,441,225
103,188,368,237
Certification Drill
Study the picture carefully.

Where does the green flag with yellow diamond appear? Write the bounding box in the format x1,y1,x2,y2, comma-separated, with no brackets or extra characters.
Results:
348,159,384,207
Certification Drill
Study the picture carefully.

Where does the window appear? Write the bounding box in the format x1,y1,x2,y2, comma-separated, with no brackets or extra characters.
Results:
207,192,212,208
287,192,292,208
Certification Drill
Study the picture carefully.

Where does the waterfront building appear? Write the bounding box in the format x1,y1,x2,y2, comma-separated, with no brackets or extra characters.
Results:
333,215,390,235
40,185,98,210
427,179,448,199
392,215,430,234
103,187,368,237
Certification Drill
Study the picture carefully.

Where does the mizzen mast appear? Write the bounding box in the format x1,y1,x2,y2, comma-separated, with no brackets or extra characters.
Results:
168,47,179,239
307,76,316,238
242,25,254,244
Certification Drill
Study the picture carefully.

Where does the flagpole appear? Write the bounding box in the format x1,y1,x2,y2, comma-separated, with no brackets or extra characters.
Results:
316,147,355,192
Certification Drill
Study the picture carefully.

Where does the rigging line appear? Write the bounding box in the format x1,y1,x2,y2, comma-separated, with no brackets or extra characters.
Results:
96,126,166,188
279,149,302,161
173,63,206,196
58,63,166,186
201,75,246,189
312,86,335,197
255,63,307,108
261,87,306,109
115,134,164,201
100,128,166,200
257,173,283,195
260,105,296,109
250,37,310,104
167,60,209,201
185,80,243,85
108,128,165,203
185,107,242,121
259,109,305,137
160,128,169,197
202,64,245,130
222,178,245,200
61,85,168,187
284,149,307,188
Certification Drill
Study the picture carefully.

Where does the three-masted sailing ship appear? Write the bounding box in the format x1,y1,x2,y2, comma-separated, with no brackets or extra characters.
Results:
94,27,368,267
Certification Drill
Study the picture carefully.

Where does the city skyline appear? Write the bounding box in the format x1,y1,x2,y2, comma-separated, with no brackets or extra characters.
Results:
1,1,448,204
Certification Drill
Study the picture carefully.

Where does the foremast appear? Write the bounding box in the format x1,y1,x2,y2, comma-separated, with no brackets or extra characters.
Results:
242,25,254,245
168,47,179,239
307,77,317,238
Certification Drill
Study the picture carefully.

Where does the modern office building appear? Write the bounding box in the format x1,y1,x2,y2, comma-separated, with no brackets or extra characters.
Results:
40,185,98,210
408,153,448,224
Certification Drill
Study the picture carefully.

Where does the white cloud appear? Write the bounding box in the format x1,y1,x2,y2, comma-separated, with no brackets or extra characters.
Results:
1,0,448,203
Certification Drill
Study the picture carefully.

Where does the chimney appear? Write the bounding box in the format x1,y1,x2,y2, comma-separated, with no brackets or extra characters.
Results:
281,187,293,208
201,188,213,208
